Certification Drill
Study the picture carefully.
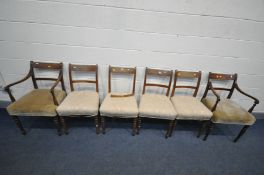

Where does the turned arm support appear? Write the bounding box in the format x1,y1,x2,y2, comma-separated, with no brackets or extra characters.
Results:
202,81,221,112
50,71,64,106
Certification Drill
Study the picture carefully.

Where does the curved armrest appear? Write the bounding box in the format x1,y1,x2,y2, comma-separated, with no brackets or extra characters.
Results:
50,71,63,105
234,83,259,112
234,83,259,104
208,81,221,112
4,70,32,102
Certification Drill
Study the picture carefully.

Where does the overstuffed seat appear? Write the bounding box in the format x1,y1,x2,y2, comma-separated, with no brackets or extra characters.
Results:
7,89,65,117
100,93,138,118
139,94,176,120
171,95,212,120
56,64,100,134
57,91,99,116
202,98,255,125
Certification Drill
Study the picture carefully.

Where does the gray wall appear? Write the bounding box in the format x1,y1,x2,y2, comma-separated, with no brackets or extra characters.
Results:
0,0,263,112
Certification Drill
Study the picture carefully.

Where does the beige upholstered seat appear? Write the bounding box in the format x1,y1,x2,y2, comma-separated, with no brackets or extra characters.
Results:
100,93,138,118
7,89,66,117
139,94,177,120
171,96,212,120
56,91,99,116
202,97,256,125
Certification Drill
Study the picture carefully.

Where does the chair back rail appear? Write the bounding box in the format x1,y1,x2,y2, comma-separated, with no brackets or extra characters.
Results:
69,64,99,92
171,70,201,97
108,66,137,95
142,68,173,96
30,61,65,90
204,72,237,99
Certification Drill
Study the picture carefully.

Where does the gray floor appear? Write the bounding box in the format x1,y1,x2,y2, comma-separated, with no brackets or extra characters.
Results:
0,108,263,175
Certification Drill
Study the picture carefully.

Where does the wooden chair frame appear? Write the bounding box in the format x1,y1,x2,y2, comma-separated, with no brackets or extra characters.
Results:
201,72,259,142
101,65,138,135
139,67,173,138
4,61,65,135
168,70,202,138
59,64,100,135
171,70,202,97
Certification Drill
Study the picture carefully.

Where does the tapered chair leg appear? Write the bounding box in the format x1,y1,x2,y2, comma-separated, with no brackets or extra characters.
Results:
165,120,174,139
101,116,106,134
60,116,68,135
94,115,100,134
168,120,177,137
136,116,141,135
132,117,138,136
11,116,27,135
234,125,250,142
203,121,214,141
197,121,207,138
53,116,62,136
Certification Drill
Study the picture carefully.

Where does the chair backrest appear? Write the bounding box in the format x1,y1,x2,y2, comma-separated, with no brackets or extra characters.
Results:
30,61,65,90
69,64,99,92
108,66,137,95
207,72,237,98
142,68,173,96
171,70,201,97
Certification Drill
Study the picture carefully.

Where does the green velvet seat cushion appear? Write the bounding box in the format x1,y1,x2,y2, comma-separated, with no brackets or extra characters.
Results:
7,89,66,117
202,97,256,125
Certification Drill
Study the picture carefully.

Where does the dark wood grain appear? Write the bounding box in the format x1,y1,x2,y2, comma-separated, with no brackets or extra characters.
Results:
142,67,173,96
69,63,98,92
171,70,201,97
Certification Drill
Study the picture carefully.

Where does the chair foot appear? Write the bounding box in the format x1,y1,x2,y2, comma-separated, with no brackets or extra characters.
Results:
95,115,100,134
54,116,62,136
101,116,106,134
197,121,207,138
169,120,177,137
165,120,175,138
11,116,27,135
132,117,138,136
233,125,249,142
203,121,214,141
60,116,69,135
136,116,141,135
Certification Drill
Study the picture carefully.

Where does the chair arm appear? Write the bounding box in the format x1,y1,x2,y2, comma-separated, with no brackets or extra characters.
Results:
208,81,221,112
50,71,63,105
4,70,32,102
234,83,259,112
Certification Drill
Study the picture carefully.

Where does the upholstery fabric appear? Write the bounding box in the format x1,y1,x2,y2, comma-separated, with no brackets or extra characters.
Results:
139,94,177,120
56,91,99,116
202,97,256,125
7,89,66,117
100,93,138,118
171,96,212,120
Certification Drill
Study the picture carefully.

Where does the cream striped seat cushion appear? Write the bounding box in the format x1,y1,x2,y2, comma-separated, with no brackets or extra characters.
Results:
139,94,177,120
56,91,99,116
171,95,212,120
100,93,138,118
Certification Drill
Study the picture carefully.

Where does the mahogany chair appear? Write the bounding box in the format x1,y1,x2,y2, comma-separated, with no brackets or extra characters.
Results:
169,70,212,138
56,64,100,134
5,61,66,135
201,72,259,142
99,66,138,135
138,68,177,138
